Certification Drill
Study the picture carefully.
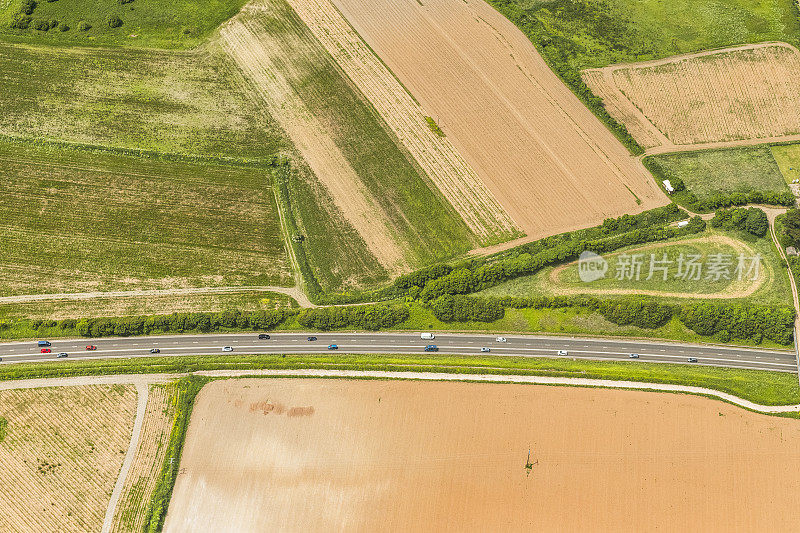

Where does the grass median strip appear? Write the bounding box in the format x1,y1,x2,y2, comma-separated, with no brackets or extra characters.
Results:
0,353,797,407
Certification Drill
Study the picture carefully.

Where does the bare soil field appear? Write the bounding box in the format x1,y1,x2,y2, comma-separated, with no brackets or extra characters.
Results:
165,379,800,532
320,0,666,240
284,0,518,243
111,385,173,533
0,385,137,532
583,42,800,149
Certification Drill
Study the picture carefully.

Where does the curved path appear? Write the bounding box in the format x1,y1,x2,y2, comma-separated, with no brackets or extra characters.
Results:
102,382,149,533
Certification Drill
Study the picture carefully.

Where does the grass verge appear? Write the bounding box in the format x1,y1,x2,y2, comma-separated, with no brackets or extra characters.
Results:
0,353,797,406
141,375,209,533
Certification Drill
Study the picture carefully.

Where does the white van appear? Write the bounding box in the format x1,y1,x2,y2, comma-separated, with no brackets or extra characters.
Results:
420,332,435,340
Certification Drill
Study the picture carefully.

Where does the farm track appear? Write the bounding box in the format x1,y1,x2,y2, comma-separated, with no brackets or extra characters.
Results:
0,369,795,414
110,385,173,533
219,9,408,274
547,235,765,299
324,0,666,240
584,42,800,153
102,383,148,533
283,0,518,242
0,285,315,308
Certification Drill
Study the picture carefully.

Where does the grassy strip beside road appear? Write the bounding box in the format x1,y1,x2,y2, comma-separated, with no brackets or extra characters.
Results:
0,353,797,407
142,376,208,533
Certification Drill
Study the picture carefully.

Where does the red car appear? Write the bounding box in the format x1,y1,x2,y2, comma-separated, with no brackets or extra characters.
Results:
86,345,97,351
41,348,51,353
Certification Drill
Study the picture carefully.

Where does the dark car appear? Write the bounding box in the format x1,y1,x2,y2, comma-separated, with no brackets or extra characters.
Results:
307,336,318,341
150,348,160,354
37,340,51,347
424,345,438,352
328,344,338,350
258,334,270,340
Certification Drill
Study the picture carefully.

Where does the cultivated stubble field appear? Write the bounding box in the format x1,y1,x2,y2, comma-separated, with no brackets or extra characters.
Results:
584,43,800,150
0,385,137,532
322,0,666,240
165,379,800,531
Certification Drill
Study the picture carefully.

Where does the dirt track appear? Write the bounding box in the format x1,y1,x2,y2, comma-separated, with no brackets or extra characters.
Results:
164,378,800,531
324,0,666,240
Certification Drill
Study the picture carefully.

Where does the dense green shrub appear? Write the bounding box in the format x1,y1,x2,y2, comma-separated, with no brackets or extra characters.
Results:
107,14,122,28
73,309,293,337
77,20,91,31
431,295,505,322
711,207,768,237
57,21,68,31
680,302,795,345
782,209,800,248
298,304,409,331
19,0,37,15
31,18,49,31
9,14,32,29
597,298,674,329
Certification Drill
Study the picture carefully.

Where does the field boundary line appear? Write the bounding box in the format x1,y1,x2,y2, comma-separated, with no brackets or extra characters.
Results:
190,369,800,413
0,369,795,413
102,382,149,533
0,285,314,308
283,0,520,242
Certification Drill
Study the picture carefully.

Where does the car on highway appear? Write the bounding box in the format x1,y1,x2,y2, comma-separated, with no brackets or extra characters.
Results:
629,353,639,359
56,352,68,358
495,336,507,342
307,336,318,341
41,348,51,353
480,347,490,352
37,340,51,347
150,348,160,354
424,345,438,352
258,334,270,339
687,357,698,363
86,345,97,351
421,332,435,340
222,346,233,352
328,344,338,350
557,350,568,356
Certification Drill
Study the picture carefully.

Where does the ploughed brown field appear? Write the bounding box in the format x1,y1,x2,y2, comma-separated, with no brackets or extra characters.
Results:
164,379,800,532
583,43,800,151
315,0,666,240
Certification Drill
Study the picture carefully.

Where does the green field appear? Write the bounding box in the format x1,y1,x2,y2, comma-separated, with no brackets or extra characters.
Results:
480,229,793,308
0,0,246,49
646,147,790,202
0,42,285,160
770,143,800,184
0,140,291,295
502,0,800,71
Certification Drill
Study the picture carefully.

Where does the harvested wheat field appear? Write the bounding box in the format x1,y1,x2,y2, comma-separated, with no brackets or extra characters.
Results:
111,385,173,533
304,0,666,240
0,385,137,532
583,43,800,150
164,379,800,532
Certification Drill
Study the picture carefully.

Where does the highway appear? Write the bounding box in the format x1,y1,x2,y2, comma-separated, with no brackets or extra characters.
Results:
0,332,795,373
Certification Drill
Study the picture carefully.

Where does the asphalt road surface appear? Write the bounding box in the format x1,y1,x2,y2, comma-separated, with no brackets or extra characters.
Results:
0,333,795,373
